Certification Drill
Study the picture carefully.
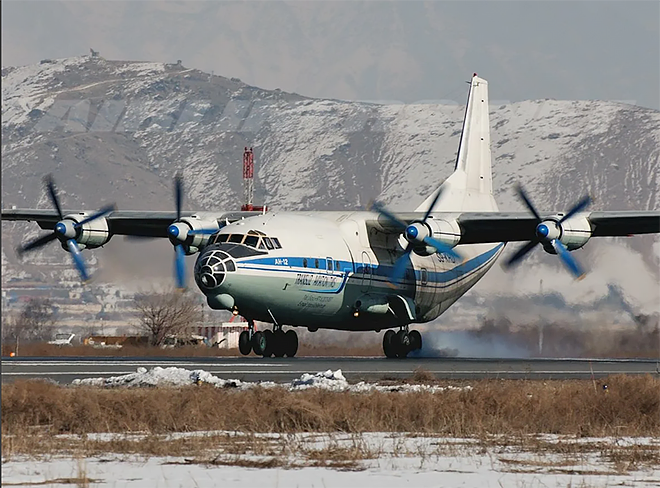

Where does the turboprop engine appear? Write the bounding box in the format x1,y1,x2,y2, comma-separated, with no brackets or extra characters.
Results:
398,218,462,256
56,212,111,251
371,186,462,286
504,184,592,279
17,175,115,282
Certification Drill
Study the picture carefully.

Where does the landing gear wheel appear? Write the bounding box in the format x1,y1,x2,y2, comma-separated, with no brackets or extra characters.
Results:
284,330,298,358
263,329,274,357
409,330,422,352
383,330,397,358
252,331,267,356
395,330,411,358
239,330,252,355
272,330,286,357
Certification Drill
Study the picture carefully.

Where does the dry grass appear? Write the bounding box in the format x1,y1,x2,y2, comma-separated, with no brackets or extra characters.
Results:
2,376,658,450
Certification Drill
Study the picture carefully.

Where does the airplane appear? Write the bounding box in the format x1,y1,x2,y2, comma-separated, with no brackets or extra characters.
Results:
2,74,659,358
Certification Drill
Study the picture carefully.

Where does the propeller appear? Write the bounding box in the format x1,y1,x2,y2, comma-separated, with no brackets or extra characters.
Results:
502,183,590,280
370,187,462,286
166,173,188,290
17,175,116,282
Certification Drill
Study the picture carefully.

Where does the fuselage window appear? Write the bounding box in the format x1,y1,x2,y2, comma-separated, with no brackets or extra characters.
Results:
263,237,274,250
303,258,308,268
314,259,319,269
271,237,282,249
244,235,259,248
229,234,243,244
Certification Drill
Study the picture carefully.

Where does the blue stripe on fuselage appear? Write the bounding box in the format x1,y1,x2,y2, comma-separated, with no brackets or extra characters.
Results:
236,243,504,290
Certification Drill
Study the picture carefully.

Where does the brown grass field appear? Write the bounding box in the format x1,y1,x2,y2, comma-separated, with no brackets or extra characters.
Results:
3,374,659,476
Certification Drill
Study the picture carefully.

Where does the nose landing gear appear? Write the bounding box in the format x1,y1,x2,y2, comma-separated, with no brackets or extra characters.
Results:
383,327,422,358
238,319,298,358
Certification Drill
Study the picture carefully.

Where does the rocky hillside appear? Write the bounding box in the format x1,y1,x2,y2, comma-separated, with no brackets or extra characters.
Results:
2,56,659,322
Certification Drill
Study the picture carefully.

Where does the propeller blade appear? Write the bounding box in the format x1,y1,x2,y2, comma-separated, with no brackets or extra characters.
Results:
558,195,591,224
503,239,539,268
369,201,408,231
74,204,116,228
422,187,444,222
18,232,58,255
389,244,414,286
515,183,542,222
44,175,63,220
422,236,462,261
66,239,89,282
174,244,186,289
174,173,183,222
551,240,586,280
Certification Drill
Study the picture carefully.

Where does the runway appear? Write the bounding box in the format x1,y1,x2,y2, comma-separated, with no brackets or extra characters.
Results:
1,356,658,384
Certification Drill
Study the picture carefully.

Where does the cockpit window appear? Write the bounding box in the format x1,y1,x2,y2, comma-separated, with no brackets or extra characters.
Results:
210,231,283,250
244,235,259,248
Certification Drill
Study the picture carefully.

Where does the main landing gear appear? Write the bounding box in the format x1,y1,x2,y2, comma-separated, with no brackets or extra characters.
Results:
238,319,298,358
382,327,422,359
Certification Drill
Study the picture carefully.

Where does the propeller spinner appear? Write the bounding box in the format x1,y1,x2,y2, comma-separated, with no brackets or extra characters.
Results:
370,188,462,286
503,183,591,280
17,175,116,282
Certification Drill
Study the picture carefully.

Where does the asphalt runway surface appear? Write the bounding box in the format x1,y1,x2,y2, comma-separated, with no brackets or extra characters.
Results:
1,356,658,384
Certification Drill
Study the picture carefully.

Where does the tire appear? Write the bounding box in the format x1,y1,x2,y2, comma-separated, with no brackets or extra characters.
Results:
263,329,274,357
272,330,286,357
409,330,422,351
383,330,397,358
284,330,298,358
252,331,267,356
238,331,252,356
395,330,410,358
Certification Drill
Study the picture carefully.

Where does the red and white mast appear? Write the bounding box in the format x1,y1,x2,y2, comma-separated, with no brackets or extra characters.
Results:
241,147,266,212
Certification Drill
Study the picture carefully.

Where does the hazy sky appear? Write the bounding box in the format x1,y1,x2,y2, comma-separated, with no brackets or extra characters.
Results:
2,1,659,108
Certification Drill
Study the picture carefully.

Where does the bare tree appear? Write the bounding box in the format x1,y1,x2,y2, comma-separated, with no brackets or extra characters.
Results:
2,298,58,351
134,290,202,346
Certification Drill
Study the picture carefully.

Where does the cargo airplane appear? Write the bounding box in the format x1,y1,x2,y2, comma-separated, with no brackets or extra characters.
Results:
3,75,659,358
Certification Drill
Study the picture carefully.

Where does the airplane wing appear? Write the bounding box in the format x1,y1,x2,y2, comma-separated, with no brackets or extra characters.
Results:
372,210,660,244
1,209,261,238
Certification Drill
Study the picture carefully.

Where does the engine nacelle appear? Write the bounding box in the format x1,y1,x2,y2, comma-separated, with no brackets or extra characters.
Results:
61,212,110,250
399,218,461,256
169,216,220,255
558,214,592,251
539,214,592,254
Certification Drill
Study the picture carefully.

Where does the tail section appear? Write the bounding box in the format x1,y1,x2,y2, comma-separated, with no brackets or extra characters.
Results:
416,74,498,213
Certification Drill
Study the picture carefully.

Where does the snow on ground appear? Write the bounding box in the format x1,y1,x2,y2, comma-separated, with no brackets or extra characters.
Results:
72,367,468,393
3,432,658,488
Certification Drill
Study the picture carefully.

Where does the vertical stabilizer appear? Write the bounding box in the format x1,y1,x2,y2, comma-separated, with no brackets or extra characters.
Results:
416,74,498,213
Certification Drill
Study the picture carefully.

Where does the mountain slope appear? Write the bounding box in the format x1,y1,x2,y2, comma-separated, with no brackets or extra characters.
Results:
2,57,658,322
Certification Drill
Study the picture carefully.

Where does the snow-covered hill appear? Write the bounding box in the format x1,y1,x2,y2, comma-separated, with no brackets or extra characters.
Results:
2,56,659,323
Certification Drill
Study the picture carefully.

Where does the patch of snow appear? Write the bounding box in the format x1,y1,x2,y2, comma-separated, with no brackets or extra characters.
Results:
71,367,465,393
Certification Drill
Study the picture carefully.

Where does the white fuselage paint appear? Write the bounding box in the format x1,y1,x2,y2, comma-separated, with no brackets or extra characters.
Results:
196,211,504,332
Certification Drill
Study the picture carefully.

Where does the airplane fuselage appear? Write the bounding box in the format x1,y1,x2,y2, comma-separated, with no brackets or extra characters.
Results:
194,211,504,331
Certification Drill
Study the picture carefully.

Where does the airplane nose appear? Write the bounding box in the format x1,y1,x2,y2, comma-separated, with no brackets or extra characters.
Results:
194,246,237,294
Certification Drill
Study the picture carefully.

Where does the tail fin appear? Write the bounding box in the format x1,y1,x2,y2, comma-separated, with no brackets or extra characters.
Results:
416,74,498,213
